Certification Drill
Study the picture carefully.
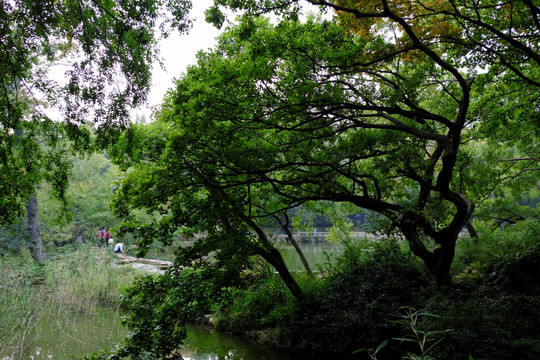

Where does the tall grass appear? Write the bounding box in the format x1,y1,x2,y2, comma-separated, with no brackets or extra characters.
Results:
0,244,144,358
45,244,144,308
0,258,47,359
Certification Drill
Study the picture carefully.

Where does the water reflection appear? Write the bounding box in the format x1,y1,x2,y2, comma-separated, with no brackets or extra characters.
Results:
7,307,128,360
8,308,299,360
181,326,294,360
144,240,342,273
7,243,344,359
278,242,341,272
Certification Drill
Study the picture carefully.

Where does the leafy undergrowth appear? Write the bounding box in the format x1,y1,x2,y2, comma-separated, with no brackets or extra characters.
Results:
216,238,540,360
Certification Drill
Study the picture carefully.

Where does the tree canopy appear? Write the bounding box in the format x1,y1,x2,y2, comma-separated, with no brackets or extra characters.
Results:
112,0,539,287
0,0,193,225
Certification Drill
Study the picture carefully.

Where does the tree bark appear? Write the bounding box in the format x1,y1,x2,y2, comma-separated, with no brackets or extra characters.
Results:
401,224,454,286
244,215,305,300
26,196,45,263
465,221,479,242
432,237,456,286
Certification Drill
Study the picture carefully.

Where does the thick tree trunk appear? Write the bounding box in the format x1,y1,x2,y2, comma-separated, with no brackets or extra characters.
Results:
26,196,45,263
401,224,455,286
432,237,456,286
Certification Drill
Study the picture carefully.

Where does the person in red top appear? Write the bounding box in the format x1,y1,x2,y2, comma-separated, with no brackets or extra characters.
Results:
97,227,105,246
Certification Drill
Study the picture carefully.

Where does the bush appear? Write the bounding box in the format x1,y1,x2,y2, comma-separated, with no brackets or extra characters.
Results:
424,241,540,360
454,218,540,272
297,238,431,356
423,294,540,360
218,275,300,332
483,241,540,294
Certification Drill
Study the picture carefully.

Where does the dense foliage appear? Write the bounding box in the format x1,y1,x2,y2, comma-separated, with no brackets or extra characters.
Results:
92,229,538,360
112,5,538,289
1,0,538,358
0,0,192,227
105,1,538,357
0,152,124,255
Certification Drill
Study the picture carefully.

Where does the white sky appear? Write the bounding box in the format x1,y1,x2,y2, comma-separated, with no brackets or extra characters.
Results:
138,0,326,121
138,0,224,120
44,0,326,122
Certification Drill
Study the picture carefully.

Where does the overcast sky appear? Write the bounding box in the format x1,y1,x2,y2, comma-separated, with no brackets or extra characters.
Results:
137,0,224,119
139,0,327,120
44,1,326,122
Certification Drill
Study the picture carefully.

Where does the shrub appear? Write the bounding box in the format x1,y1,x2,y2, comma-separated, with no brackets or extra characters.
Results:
454,218,540,272
295,238,431,356
483,241,540,295
422,294,540,360
424,241,540,360
218,275,299,332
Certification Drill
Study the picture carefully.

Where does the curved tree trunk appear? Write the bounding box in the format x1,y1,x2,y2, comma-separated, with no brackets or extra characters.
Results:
257,247,305,300
401,224,455,286
244,216,305,300
274,214,312,276
26,195,45,263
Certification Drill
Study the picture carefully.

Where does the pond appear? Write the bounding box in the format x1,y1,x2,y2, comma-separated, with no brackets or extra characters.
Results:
3,307,127,360
145,241,343,273
6,307,314,360
4,242,347,360
277,242,341,272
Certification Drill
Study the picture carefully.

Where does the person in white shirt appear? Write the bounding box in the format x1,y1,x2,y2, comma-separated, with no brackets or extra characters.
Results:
113,242,124,254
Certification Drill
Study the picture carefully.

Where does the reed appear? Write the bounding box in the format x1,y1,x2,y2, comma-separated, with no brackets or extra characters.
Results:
0,258,47,359
0,245,144,358
45,244,144,308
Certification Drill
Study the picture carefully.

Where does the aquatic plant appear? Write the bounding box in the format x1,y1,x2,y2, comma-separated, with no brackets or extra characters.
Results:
0,245,143,357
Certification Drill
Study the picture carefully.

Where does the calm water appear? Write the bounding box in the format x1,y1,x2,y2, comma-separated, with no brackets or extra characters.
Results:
7,307,303,360
4,244,345,359
277,242,341,272
5,307,127,360
1,243,342,359
146,241,342,273
181,326,298,360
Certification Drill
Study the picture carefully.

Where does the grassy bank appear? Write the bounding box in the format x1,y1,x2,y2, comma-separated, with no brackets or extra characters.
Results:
0,245,144,358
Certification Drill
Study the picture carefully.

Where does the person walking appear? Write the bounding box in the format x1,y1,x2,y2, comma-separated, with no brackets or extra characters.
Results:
105,229,114,249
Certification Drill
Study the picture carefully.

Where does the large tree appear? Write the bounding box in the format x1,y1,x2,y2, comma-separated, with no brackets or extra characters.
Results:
204,0,540,281
111,118,307,298
114,0,538,285
0,0,193,260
